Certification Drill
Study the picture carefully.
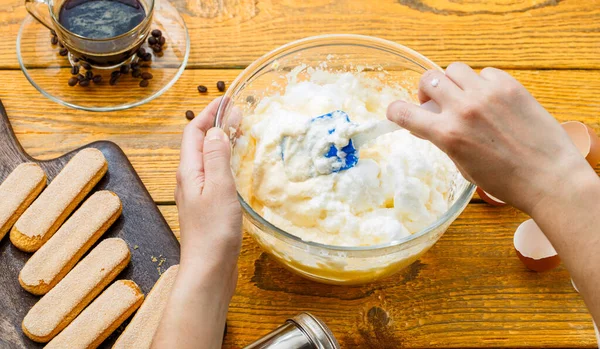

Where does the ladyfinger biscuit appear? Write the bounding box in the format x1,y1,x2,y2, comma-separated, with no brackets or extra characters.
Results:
45,280,144,349
0,163,46,240
11,148,107,252
113,265,179,349
19,191,122,295
22,238,130,343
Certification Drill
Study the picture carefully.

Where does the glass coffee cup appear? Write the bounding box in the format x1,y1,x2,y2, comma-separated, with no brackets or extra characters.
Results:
25,0,153,69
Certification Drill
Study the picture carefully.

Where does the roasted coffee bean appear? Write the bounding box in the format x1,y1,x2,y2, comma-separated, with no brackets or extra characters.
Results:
51,36,58,45
59,48,68,56
85,71,94,79
109,76,119,86
68,77,78,86
139,79,149,87
120,64,130,74
143,53,152,61
159,36,166,46
148,36,157,45
185,110,195,120
59,42,64,48
50,29,56,36
197,85,208,93
141,72,153,80
70,66,79,75
73,57,79,63
79,79,90,87
246,95,256,104
111,71,121,78
81,62,92,70
77,74,85,82
92,75,102,84
151,29,162,37
137,48,147,57
151,45,162,53
217,81,226,92
131,69,142,78
131,62,140,70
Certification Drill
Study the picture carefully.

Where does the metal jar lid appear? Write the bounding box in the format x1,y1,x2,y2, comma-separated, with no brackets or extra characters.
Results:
288,313,340,349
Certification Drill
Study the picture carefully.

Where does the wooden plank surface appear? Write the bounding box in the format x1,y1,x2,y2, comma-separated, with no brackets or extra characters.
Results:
1,0,600,69
157,203,596,348
2,69,599,202
2,0,599,347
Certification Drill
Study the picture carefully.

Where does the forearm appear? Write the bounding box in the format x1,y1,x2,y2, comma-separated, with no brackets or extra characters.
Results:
151,263,236,349
531,164,600,322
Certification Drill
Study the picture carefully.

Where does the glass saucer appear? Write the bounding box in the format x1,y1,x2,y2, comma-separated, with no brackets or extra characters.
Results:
16,0,189,112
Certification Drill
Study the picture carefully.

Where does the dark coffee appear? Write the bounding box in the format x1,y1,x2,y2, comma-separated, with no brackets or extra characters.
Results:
58,0,146,39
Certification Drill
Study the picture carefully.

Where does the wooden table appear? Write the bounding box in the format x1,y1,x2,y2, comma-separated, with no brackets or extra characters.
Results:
1,0,599,347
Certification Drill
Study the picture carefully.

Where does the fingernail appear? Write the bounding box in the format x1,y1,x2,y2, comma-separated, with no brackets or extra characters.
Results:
206,127,228,142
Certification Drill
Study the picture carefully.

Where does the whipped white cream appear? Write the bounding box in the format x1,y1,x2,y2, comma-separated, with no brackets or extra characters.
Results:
232,68,457,247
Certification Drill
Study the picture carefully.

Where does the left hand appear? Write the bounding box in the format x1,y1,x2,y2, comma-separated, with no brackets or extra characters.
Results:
152,98,242,349
175,97,242,292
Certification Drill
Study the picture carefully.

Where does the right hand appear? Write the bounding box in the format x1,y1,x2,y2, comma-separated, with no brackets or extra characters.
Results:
387,62,593,215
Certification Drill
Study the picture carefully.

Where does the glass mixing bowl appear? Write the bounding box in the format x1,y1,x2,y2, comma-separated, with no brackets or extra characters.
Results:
216,34,475,285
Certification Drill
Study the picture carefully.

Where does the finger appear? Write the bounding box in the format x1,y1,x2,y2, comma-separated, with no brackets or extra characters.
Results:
178,122,206,195
445,62,483,90
203,127,235,195
194,97,223,132
178,98,223,195
224,105,244,138
179,97,223,169
387,100,441,142
479,67,509,81
418,70,463,106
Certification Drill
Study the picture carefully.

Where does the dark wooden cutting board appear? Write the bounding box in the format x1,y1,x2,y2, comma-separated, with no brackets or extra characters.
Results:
0,100,181,349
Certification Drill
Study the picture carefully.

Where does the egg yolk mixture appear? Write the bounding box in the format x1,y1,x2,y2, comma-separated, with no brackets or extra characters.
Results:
231,68,457,247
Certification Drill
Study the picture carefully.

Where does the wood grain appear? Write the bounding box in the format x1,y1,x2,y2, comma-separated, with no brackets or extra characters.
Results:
1,0,599,344
156,203,596,348
2,68,599,202
1,0,600,69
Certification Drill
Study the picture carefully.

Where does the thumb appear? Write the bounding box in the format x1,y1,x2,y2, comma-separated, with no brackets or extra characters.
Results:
387,100,439,142
203,127,235,194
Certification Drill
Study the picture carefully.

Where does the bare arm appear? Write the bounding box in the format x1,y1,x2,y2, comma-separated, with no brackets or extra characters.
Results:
387,62,600,322
152,98,242,349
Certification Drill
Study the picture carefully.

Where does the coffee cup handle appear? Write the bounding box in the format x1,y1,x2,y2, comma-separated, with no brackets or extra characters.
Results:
25,0,54,31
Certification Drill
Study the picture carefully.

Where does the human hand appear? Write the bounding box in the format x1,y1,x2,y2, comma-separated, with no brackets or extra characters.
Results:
152,98,241,349
387,63,593,215
175,97,242,292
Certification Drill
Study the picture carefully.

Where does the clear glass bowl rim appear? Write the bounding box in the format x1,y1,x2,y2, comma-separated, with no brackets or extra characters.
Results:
216,34,476,252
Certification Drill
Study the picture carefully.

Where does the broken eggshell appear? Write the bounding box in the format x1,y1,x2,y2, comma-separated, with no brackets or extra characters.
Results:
562,121,600,167
514,219,560,272
476,187,506,206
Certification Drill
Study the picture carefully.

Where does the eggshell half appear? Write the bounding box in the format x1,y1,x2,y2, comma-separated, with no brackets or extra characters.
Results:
513,219,560,272
562,121,600,167
476,187,506,206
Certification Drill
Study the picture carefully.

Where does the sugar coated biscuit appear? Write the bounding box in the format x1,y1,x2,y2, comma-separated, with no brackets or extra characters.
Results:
0,163,46,240
22,238,130,343
19,190,122,295
45,280,144,349
113,265,179,349
11,148,107,252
